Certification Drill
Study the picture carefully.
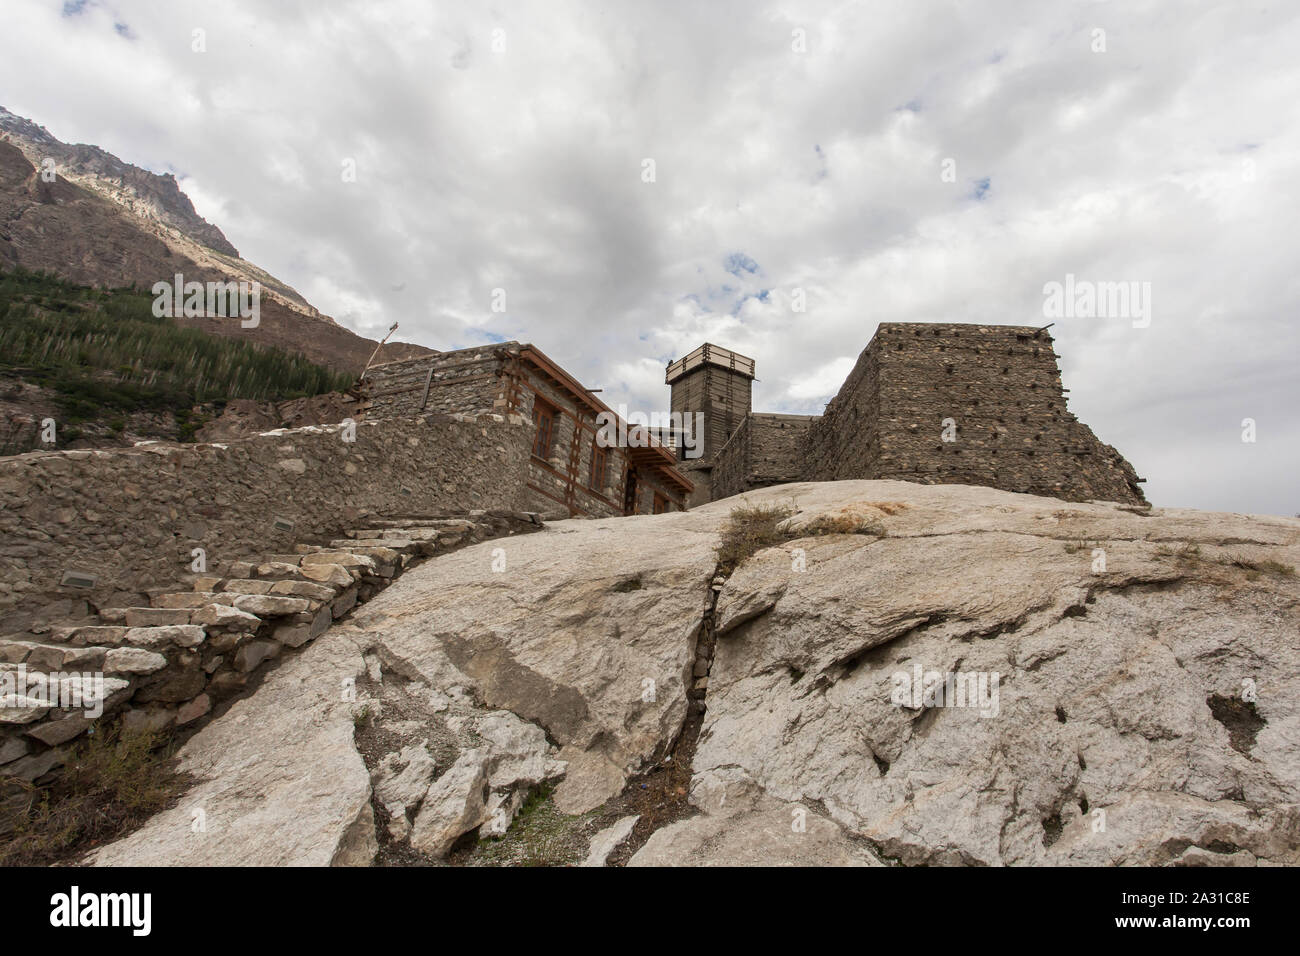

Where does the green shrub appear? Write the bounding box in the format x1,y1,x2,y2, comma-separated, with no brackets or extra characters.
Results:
0,722,190,866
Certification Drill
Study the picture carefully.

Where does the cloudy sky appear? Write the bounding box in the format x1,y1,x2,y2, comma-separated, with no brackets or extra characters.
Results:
3,0,1297,515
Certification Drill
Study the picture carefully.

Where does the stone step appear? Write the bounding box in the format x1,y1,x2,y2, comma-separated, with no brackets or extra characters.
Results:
100,607,194,627
255,561,305,578
329,537,421,552
227,594,315,618
362,517,476,531
123,624,207,649
219,579,276,596
191,603,261,629
63,625,130,647
265,579,338,601
299,550,380,572
0,640,105,669
153,591,222,609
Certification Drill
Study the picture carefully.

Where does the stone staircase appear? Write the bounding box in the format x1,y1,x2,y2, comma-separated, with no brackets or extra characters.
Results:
0,510,543,791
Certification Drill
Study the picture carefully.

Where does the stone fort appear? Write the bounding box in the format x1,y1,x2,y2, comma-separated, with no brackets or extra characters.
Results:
0,319,1144,787
667,322,1146,508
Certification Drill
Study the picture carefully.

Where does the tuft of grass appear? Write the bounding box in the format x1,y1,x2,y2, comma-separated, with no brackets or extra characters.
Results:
1064,538,1103,554
0,722,190,866
715,500,899,574
352,703,373,728
460,784,590,867
801,513,886,537
715,503,795,574
1227,556,1295,578
1156,543,1295,582
1155,543,1204,567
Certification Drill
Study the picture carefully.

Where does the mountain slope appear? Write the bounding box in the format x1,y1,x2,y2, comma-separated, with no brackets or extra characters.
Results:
0,108,430,373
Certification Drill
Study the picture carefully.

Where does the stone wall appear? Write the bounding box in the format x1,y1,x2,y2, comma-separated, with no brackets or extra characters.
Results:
361,347,504,419
803,339,882,483
363,344,689,517
713,414,819,502
802,323,1146,505
678,461,713,509
0,414,534,620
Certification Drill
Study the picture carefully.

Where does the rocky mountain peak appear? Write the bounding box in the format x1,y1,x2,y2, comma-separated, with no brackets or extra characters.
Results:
0,105,239,257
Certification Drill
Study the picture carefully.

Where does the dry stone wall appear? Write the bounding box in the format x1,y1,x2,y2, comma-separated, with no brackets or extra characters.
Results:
361,347,505,419
807,323,1146,504
694,323,1145,508
0,414,534,621
713,414,818,501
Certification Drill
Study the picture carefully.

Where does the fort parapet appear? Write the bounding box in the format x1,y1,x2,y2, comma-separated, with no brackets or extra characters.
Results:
677,323,1146,506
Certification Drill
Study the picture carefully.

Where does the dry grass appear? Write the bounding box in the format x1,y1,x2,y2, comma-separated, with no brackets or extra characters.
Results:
1063,539,1097,554
715,499,900,574
0,721,190,866
715,503,796,575
801,512,887,537
1154,543,1296,582
1226,556,1296,578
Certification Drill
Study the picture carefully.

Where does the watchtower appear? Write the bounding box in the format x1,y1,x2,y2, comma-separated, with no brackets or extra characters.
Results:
665,343,755,462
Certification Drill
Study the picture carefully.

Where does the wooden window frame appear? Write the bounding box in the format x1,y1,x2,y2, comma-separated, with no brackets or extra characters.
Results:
589,441,607,491
532,398,558,460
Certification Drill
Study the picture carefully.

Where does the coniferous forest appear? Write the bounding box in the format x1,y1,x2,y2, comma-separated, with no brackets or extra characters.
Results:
0,268,355,449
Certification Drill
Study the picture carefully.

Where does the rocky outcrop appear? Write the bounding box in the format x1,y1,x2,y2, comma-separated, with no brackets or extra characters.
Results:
89,622,375,866
85,480,1300,866
343,507,723,814
0,106,240,258
685,481,1300,866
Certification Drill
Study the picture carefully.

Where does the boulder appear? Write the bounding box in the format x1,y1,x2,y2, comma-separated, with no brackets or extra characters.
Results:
90,625,373,866
582,814,639,867
409,748,491,857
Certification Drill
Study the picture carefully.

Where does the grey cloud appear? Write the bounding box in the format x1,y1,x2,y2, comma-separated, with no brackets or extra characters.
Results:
2,0,1296,513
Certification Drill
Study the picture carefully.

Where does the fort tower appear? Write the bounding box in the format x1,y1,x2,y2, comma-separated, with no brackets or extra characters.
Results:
665,343,755,463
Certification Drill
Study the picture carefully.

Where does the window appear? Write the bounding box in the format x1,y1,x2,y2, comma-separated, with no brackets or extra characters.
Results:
589,442,607,490
532,399,557,459
653,492,668,514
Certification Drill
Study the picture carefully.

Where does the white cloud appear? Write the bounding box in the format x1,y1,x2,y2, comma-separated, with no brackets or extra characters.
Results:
3,0,1298,514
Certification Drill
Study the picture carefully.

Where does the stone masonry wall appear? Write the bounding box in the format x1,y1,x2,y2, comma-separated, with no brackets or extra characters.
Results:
710,417,752,502
361,346,506,419
802,323,1145,505
713,414,820,502
0,414,535,620
802,339,882,483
